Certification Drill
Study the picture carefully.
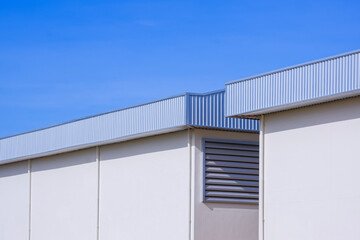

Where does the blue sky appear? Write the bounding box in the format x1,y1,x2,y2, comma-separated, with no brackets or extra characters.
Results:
1,0,360,137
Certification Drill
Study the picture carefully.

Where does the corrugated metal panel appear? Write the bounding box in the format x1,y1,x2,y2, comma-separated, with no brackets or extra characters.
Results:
226,50,360,117
203,139,259,204
187,90,259,131
0,95,187,162
0,91,259,164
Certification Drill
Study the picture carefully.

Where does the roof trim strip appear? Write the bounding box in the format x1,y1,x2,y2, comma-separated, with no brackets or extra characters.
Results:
0,90,258,164
226,49,360,85
226,49,360,117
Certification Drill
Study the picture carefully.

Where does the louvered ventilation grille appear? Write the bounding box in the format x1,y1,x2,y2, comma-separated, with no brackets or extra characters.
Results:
203,139,259,204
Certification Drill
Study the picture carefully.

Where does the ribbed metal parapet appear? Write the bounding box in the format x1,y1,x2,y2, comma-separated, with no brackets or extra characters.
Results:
226,50,360,117
187,90,259,131
0,90,259,164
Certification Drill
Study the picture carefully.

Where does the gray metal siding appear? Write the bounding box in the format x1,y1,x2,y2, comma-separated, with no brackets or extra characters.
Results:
188,91,258,131
0,91,259,164
203,139,259,204
0,96,187,162
226,50,360,116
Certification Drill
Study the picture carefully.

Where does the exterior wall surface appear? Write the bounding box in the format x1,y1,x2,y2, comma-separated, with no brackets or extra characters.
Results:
193,129,259,240
0,129,259,240
99,131,191,240
263,96,360,240
30,149,98,240
0,161,29,240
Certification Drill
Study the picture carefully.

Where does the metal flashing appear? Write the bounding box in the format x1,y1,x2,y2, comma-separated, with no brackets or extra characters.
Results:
0,90,259,164
226,50,360,117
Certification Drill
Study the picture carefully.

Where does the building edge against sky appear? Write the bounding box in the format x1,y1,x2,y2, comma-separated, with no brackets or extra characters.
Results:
0,88,261,238
2,49,359,164
0,90,258,164
225,49,360,240
0,91,260,239
0,49,360,240
225,49,360,118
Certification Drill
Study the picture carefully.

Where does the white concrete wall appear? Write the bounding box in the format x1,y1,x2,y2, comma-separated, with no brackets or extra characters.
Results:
99,131,191,240
263,97,360,240
0,128,260,240
193,129,259,240
0,161,29,240
30,149,98,240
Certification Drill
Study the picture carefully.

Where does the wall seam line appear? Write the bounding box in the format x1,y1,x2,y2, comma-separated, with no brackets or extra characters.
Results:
259,115,265,240
96,147,100,240
28,159,32,240
188,129,192,240
191,130,195,240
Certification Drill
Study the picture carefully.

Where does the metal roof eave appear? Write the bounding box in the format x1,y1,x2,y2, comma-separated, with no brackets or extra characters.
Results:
226,49,360,86
225,49,360,117
229,89,360,119
0,126,188,165
0,90,259,164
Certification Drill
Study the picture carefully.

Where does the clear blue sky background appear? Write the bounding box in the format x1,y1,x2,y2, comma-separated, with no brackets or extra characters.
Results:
1,0,360,138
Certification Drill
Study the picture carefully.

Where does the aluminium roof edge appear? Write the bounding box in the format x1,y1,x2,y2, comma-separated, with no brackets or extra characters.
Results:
226,49,360,85
228,89,360,119
0,92,188,140
0,89,228,140
225,49,360,116
0,126,188,165
0,89,259,164
0,124,258,165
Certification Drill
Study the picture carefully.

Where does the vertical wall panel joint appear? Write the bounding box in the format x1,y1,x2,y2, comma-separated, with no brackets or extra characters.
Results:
188,129,194,240
28,160,32,240
259,115,265,240
96,147,100,240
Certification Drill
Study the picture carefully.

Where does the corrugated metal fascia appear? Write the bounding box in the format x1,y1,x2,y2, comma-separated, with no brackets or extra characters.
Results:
0,126,187,165
0,95,187,163
187,90,259,131
0,93,189,140
226,50,360,116
1,89,260,164
226,49,360,85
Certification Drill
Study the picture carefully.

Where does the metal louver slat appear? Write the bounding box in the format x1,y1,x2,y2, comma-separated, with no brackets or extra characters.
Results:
205,148,259,157
205,179,259,187
203,139,259,204
206,173,259,181
206,191,259,199
205,154,259,163
205,166,259,175
205,142,259,151
206,140,259,146
205,197,259,204
205,185,259,193
206,160,259,169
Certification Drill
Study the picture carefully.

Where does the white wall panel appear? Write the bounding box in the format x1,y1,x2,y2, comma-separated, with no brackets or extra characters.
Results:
193,129,259,240
99,131,190,240
264,96,360,240
30,149,97,240
0,161,29,240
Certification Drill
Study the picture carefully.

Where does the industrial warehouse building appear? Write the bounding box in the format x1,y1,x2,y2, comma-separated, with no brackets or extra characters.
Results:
226,49,360,240
0,91,260,240
1,49,360,240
